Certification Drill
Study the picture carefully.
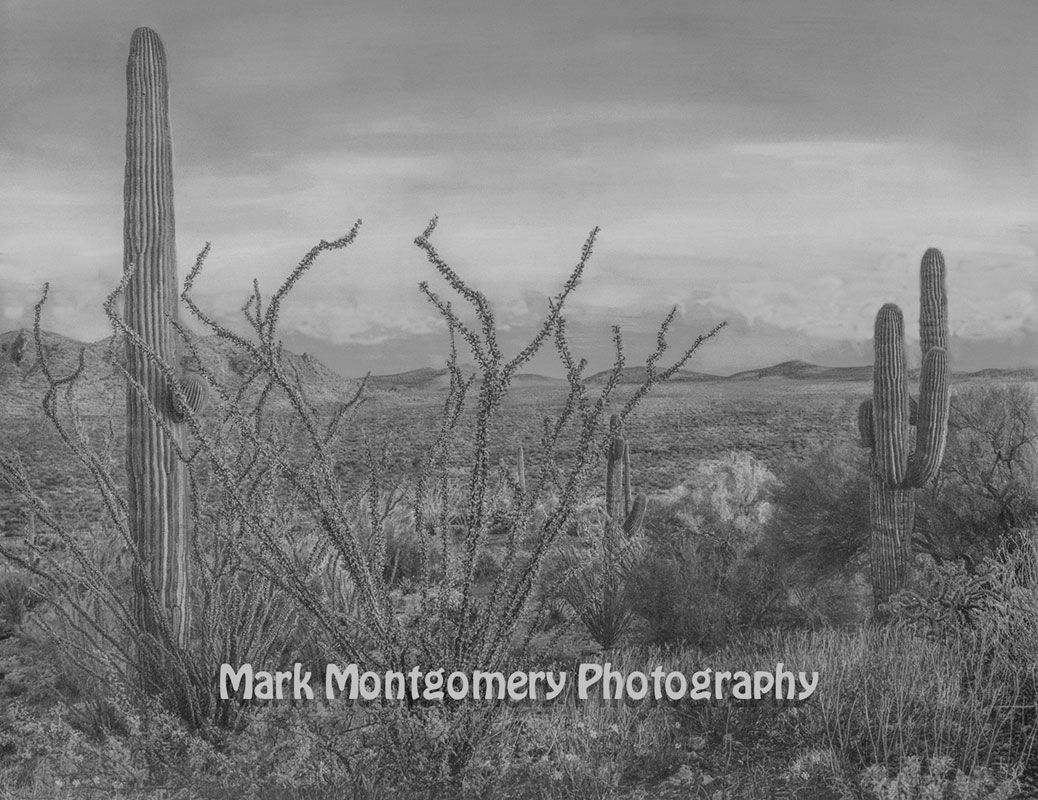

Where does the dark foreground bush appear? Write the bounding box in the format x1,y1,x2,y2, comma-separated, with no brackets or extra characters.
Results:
629,452,783,648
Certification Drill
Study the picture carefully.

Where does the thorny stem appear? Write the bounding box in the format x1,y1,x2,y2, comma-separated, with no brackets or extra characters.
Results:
4,218,725,725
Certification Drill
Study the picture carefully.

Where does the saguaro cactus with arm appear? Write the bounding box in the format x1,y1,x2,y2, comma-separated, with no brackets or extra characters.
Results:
858,249,950,611
123,27,190,649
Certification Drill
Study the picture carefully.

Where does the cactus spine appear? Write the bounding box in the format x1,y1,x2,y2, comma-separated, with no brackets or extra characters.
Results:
123,27,190,649
859,249,950,610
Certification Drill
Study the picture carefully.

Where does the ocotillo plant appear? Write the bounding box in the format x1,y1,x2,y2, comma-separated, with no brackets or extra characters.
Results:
858,248,950,610
123,27,191,649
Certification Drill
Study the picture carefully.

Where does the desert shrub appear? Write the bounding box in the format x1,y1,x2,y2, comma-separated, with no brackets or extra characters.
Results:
557,531,643,651
908,531,1038,635
807,625,1035,776
472,548,503,584
0,698,144,792
385,526,431,586
342,489,437,587
916,382,1038,567
682,450,777,542
859,755,1021,800
665,623,1034,792
227,353,253,377
631,533,740,649
760,434,876,627
0,692,368,797
768,436,871,579
785,574,872,629
0,569,44,629
629,452,781,647
889,529,1038,774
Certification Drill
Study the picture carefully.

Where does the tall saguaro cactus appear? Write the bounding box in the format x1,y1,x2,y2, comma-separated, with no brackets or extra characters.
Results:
858,249,950,610
123,27,190,649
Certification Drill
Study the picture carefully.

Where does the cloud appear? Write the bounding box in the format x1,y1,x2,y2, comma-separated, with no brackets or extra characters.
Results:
2,0,1034,372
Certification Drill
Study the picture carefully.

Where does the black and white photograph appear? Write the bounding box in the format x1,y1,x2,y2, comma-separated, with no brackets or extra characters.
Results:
1,1,1037,797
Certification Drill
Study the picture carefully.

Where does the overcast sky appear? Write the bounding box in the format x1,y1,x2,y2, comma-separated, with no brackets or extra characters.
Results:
2,0,1036,376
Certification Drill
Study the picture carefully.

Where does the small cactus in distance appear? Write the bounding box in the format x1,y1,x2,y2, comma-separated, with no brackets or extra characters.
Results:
10,331,26,365
605,414,647,537
515,443,526,495
558,414,648,651
858,248,950,611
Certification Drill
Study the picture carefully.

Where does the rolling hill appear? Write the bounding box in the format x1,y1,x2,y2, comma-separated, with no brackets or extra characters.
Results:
2,328,1035,416
0,328,359,418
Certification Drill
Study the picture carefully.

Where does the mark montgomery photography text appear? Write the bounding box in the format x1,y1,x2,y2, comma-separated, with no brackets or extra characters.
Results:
220,662,819,703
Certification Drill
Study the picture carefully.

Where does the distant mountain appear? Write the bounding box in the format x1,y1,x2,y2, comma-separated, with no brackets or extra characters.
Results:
0,328,360,418
727,360,874,381
589,359,1038,384
963,367,1038,382
510,372,568,386
583,366,725,384
364,364,564,391
584,360,868,383
367,364,725,389
363,367,458,391
362,364,480,391
4,329,1034,419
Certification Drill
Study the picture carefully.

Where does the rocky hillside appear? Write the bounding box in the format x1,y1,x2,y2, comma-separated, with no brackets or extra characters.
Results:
0,328,360,419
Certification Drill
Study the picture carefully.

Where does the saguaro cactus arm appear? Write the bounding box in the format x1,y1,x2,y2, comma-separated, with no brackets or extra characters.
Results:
622,494,647,536
170,371,210,422
905,347,949,486
904,250,950,488
919,248,948,353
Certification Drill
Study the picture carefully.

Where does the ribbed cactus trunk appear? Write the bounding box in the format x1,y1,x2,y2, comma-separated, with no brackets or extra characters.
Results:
123,27,190,650
859,249,950,611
